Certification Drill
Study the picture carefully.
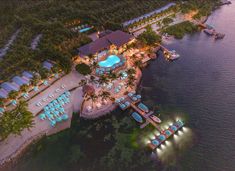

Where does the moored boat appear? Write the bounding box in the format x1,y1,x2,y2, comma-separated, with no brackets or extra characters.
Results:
150,115,162,123
131,112,144,123
204,29,215,36
137,103,149,113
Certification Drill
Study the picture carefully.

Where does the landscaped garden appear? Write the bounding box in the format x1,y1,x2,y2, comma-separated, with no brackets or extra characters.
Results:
162,21,199,39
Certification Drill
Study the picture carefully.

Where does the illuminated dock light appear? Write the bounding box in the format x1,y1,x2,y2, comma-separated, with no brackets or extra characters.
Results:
165,140,171,146
144,139,151,145
149,134,156,140
161,144,166,150
178,130,183,136
182,127,188,132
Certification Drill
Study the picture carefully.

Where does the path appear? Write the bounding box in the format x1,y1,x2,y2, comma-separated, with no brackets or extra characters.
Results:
0,70,85,167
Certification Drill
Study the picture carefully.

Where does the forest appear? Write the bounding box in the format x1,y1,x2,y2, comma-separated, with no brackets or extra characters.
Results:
0,0,218,81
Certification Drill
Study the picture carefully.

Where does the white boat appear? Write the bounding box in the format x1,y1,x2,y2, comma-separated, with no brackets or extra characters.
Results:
150,115,161,123
168,50,180,60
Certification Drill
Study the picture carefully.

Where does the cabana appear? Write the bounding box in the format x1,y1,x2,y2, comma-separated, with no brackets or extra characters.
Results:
43,61,53,70
0,88,8,98
1,82,20,92
22,71,33,79
12,76,30,86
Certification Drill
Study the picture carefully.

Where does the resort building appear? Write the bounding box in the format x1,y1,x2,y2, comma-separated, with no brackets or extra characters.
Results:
77,30,135,75
78,30,135,59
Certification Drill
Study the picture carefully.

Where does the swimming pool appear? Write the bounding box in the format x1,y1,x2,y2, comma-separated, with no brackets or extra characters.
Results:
98,55,121,68
79,27,92,33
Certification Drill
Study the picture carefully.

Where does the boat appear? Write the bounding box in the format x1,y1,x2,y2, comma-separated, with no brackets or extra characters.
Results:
168,50,180,60
150,115,161,123
204,29,215,36
137,103,149,113
131,112,144,123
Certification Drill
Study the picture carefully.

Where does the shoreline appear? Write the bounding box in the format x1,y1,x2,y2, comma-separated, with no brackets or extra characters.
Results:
0,68,143,170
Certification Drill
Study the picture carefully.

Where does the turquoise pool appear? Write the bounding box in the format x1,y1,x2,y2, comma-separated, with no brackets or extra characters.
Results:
79,27,92,33
98,55,121,68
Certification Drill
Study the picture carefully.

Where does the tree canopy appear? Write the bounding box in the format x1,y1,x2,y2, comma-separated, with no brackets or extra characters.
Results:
137,26,161,45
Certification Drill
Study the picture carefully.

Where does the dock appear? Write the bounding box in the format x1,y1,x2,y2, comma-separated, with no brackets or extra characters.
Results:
198,23,225,40
156,43,180,61
117,94,163,132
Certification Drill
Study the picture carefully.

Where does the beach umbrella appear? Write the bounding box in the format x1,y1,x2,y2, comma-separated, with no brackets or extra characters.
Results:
50,120,56,127
59,108,65,113
44,106,49,111
39,113,46,120
54,110,60,117
56,116,62,122
45,111,50,115
62,114,69,120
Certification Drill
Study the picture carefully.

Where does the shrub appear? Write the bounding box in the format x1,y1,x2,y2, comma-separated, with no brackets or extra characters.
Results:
75,63,92,75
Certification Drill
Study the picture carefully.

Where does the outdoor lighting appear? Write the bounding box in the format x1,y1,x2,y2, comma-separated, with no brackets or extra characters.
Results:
161,144,166,150
178,130,183,136
149,134,156,140
182,127,188,133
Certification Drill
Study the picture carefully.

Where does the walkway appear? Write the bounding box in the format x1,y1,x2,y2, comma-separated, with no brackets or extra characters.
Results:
0,71,84,166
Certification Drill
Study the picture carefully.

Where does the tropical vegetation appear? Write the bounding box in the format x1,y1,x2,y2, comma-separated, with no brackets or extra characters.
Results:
137,26,161,45
75,63,92,75
162,21,198,39
0,101,34,140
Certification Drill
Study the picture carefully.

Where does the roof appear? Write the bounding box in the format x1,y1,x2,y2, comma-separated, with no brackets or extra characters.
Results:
1,82,20,93
0,89,8,98
98,30,113,38
78,30,134,57
12,76,30,86
123,3,176,27
43,61,53,70
22,71,33,79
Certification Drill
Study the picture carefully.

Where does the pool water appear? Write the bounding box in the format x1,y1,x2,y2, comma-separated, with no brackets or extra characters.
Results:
98,55,121,68
79,27,92,33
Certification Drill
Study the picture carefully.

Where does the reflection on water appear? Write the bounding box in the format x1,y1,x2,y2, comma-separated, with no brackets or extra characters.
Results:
144,121,194,165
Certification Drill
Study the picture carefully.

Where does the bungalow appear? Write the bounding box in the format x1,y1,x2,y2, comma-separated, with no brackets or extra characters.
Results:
22,71,33,79
43,61,54,70
1,82,20,93
78,30,135,59
0,89,8,98
12,76,30,86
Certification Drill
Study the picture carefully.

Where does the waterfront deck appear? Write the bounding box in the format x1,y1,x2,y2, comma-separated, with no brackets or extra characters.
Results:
118,95,162,132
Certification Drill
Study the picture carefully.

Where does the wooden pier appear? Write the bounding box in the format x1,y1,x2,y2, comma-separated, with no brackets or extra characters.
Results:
118,95,163,132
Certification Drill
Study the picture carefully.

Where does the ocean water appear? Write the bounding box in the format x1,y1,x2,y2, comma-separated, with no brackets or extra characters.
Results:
141,2,235,170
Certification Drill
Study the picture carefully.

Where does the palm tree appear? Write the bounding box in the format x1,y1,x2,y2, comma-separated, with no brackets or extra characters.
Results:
79,79,87,87
126,75,136,89
85,93,98,109
8,91,19,100
108,72,117,82
90,61,98,70
99,90,111,102
98,75,110,85
31,74,41,86
0,98,5,107
126,68,136,76
20,84,29,93
88,54,95,62
134,60,142,69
